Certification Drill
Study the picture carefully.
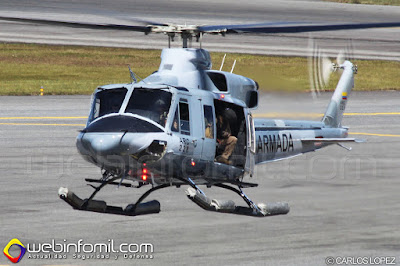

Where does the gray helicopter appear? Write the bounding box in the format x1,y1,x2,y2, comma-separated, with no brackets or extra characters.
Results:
2,16,399,217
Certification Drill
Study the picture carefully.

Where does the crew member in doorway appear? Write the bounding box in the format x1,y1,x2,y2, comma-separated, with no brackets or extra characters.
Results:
216,110,237,165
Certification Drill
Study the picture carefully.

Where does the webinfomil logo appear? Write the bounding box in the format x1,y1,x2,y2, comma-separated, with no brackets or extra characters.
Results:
3,238,26,263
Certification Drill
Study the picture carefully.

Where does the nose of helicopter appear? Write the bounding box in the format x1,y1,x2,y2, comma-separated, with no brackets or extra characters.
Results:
77,115,165,158
84,133,132,155
89,136,115,153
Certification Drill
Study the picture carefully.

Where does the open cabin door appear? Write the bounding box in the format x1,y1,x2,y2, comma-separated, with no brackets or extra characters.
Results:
245,112,256,176
200,100,216,161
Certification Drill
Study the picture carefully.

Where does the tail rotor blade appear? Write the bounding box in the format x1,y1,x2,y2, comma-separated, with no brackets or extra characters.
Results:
321,54,333,86
308,37,334,99
336,49,345,65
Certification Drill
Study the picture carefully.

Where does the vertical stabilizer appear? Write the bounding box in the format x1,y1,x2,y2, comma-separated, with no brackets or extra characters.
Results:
322,61,357,128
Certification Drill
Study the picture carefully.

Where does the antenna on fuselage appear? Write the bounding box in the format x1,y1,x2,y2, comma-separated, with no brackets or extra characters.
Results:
128,65,147,84
219,54,226,71
230,60,237,73
128,65,137,83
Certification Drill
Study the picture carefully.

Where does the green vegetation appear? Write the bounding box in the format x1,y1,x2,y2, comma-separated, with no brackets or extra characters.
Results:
0,43,399,95
325,0,400,5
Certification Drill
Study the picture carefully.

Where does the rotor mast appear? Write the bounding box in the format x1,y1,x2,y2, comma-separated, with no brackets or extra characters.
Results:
149,24,225,48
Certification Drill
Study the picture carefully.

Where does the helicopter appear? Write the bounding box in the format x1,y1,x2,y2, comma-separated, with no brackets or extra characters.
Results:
2,16,399,217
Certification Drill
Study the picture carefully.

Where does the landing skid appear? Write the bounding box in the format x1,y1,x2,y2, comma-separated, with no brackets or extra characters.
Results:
58,177,289,217
184,182,290,217
58,185,166,216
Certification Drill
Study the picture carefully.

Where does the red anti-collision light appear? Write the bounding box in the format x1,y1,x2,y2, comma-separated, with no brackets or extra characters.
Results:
141,166,149,181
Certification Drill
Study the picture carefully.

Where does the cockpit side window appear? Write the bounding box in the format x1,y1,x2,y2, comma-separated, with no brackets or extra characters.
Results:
125,89,172,127
171,108,179,132
207,72,228,91
179,100,190,135
90,88,127,122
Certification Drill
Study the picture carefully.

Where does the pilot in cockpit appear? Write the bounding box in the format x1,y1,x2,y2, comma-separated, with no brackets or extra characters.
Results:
156,99,168,126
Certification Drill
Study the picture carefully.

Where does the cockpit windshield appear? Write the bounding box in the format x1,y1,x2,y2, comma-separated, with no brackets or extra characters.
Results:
89,88,127,123
125,88,172,127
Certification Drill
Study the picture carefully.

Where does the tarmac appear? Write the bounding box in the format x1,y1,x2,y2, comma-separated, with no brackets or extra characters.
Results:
0,91,399,265
0,1,399,265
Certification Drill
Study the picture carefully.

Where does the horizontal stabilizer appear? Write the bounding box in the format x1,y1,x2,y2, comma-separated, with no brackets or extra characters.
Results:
301,138,364,143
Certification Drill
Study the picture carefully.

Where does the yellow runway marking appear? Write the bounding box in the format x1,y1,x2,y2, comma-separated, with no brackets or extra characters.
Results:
0,116,86,120
0,112,399,120
253,112,400,118
344,112,400,116
0,123,85,126
1,123,398,138
253,113,322,118
349,132,400,138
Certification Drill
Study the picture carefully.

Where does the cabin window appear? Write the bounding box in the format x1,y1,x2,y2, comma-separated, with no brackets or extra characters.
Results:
90,88,127,122
179,101,190,135
125,88,172,127
203,105,214,139
207,72,228,91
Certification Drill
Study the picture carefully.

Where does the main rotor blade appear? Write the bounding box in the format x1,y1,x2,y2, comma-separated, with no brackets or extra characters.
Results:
199,21,400,34
2,16,399,39
0,16,166,33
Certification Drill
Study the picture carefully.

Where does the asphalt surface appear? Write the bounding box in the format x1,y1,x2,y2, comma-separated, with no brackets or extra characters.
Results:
0,0,400,60
0,91,399,265
0,1,400,265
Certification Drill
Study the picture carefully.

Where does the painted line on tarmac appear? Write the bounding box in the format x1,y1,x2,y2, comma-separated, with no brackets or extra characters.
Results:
344,112,400,116
253,112,400,118
1,123,399,138
0,122,85,126
0,112,399,120
253,113,322,118
349,132,400,138
0,116,86,120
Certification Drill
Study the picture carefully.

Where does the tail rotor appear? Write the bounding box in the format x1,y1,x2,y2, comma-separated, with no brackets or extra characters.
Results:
308,37,355,99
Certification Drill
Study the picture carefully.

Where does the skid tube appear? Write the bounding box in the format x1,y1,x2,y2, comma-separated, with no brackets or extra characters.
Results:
58,177,171,216
178,178,290,217
58,177,289,217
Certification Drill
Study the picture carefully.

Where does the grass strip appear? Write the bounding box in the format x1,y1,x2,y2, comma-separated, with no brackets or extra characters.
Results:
0,43,399,95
